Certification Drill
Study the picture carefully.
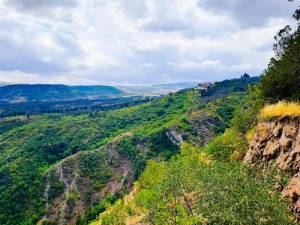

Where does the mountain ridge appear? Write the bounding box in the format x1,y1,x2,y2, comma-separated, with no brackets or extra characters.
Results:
0,84,124,103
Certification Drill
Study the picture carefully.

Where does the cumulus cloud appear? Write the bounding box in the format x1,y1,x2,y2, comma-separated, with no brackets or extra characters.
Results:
199,0,298,27
5,0,78,10
0,0,298,85
0,7,82,74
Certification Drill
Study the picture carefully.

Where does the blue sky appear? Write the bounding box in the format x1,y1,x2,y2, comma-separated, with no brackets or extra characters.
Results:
0,0,298,85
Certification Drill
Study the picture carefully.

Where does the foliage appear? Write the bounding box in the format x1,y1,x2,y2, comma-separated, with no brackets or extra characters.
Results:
76,195,117,225
202,77,260,98
0,91,192,225
0,96,150,117
231,86,264,134
0,116,33,134
0,77,259,224
99,200,127,225
260,6,300,101
191,92,247,138
96,143,292,225
138,160,167,189
203,129,248,161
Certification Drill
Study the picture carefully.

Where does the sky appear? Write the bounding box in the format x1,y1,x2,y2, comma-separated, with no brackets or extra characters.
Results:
0,0,298,85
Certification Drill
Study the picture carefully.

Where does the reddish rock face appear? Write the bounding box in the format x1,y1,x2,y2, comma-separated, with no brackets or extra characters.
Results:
244,117,300,214
245,117,300,172
282,174,300,213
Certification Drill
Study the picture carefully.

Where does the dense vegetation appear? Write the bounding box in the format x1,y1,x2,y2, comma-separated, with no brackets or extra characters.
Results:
95,144,291,225
90,80,295,224
2,6,299,225
0,96,151,117
88,73,295,225
0,77,258,225
88,10,300,220
0,91,192,225
260,6,300,101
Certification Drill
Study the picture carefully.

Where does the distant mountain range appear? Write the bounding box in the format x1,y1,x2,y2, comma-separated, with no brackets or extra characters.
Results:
0,84,124,103
0,82,199,103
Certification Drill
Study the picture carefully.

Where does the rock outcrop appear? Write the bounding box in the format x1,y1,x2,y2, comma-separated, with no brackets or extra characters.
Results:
245,116,300,217
183,116,221,146
166,128,183,146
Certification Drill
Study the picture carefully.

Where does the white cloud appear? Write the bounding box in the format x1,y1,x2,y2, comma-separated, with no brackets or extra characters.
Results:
199,0,298,27
178,60,222,70
0,0,298,85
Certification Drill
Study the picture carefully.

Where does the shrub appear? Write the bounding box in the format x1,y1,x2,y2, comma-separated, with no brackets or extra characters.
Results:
231,86,264,134
203,129,248,161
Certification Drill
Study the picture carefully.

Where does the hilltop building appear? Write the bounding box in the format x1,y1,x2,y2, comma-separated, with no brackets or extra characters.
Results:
195,82,211,91
241,73,250,79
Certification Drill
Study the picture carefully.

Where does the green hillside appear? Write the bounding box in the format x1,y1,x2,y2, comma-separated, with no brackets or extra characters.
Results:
1,2,300,225
0,77,258,225
88,6,300,225
87,78,294,225
0,90,191,224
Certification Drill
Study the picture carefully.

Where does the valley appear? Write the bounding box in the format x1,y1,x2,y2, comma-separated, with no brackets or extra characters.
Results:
0,83,197,117
0,78,258,225
0,1,299,225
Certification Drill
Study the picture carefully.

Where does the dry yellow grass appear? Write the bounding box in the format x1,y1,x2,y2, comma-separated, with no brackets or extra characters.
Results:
260,101,300,118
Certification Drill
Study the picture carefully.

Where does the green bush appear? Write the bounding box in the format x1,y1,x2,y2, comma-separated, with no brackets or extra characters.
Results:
231,86,264,134
203,129,248,161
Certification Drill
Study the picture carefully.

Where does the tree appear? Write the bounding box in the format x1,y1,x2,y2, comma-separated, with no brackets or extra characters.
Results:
260,5,300,101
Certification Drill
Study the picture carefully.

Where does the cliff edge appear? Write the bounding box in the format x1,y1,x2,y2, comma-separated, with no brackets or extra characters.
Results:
245,116,300,218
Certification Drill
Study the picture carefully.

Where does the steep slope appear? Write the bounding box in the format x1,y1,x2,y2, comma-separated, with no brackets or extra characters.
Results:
90,137,292,225
0,91,191,225
0,90,194,225
85,6,300,224
245,116,300,220
0,78,257,225
88,79,299,225
42,141,134,225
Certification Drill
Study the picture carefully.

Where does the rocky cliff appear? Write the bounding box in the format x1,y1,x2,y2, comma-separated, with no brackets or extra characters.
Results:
39,129,181,225
245,116,300,219
40,141,134,225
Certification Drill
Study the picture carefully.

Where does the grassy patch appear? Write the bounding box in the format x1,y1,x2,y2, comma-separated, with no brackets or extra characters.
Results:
260,101,300,119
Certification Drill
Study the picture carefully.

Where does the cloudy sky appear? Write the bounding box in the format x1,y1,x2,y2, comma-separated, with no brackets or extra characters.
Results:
0,0,298,85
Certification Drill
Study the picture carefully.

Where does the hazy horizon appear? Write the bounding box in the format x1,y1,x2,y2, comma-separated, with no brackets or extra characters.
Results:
0,76,254,87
